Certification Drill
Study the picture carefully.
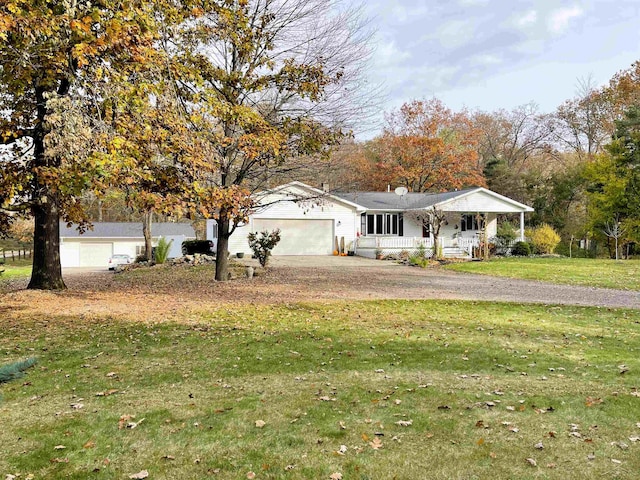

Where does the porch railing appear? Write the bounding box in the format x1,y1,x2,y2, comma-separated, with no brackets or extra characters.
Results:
356,236,432,250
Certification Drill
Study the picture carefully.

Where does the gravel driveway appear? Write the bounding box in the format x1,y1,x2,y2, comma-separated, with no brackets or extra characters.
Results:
251,256,640,309
5,257,639,315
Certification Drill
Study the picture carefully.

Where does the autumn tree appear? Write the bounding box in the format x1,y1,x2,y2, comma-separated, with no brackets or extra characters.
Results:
358,99,484,193
165,0,373,281
0,0,159,289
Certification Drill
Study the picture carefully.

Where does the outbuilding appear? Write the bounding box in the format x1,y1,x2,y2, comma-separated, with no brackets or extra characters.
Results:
60,222,196,268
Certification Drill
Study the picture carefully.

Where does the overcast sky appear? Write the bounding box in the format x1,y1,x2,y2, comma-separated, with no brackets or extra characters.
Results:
355,0,640,137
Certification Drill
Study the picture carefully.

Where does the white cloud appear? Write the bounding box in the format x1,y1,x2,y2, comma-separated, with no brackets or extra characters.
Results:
548,6,584,34
470,54,502,66
458,0,489,5
433,19,477,49
374,39,411,68
515,10,538,28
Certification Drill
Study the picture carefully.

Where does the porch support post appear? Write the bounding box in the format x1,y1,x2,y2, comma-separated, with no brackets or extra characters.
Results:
519,212,525,241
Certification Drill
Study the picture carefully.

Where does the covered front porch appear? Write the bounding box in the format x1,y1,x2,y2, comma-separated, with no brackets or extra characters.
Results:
356,233,483,259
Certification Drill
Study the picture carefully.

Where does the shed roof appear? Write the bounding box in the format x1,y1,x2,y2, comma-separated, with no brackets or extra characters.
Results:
60,222,196,238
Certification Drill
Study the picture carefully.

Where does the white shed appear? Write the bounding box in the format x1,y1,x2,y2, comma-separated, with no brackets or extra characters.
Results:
60,222,196,268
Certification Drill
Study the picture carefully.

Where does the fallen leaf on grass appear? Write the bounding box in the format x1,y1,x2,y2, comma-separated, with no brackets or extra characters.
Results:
369,437,383,450
255,420,266,428
329,473,342,480
525,458,537,467
96,389,119,397
119,414,134,429
83,439,96,449
534,442,544,450
54,445,66,450
477,438,484,446
50,457,69,463
585,397,603,407
395,420,412,427
337,445,348,455
129,471,149,479
247,472,256,479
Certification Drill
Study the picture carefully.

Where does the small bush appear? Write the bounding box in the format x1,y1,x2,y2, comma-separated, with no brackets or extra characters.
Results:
409,254,429,267
154,237,173,264
248,229,281,268
529,224,561,254
496,221,518,247
511,241,531,256
182,240,214,255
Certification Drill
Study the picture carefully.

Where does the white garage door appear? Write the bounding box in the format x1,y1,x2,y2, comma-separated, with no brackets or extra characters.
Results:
253,219,333,255
79,243,113,267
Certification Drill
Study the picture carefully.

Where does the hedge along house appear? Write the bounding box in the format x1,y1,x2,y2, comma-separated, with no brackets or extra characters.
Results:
60,222,196,268
335,188,534,258
218,182,533,258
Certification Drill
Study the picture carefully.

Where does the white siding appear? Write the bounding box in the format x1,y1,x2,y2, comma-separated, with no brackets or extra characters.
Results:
227,186,360,255
440,191,529,213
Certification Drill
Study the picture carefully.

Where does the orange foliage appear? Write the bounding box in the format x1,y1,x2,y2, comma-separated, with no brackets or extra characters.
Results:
358,99,486,192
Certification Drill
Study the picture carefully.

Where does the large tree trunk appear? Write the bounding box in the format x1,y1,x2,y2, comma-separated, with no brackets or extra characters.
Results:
215,211,230,281
28,86,66,290
28,192,66,290
142,210,153,262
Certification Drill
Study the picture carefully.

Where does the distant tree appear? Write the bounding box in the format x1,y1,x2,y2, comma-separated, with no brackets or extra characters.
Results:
359,99,484,193
474,103,557,203
602,216,626,260
554,77,613,160
584,105,640,255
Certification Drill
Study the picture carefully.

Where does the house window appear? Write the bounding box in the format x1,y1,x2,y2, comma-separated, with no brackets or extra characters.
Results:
460,214,485,231
362,213,401,235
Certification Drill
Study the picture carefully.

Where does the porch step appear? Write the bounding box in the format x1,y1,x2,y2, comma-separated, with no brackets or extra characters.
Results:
443,246,470,258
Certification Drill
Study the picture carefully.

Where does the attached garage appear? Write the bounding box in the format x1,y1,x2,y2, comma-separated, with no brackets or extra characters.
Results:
253,219,334,255
79,243,113,267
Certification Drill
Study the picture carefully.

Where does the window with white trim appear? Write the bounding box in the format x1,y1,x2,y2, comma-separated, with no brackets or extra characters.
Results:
362,213,402,235
460,214,485,231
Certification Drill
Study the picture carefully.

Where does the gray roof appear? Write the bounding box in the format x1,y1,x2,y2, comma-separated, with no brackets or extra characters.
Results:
60,222,196,238
334,188,479,211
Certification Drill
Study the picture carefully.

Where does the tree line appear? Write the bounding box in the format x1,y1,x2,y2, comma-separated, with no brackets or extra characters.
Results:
322,65,640,259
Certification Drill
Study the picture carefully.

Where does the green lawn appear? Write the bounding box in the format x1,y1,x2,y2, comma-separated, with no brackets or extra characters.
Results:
2,300,640,479
0,258,32,280
445,257,640,290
